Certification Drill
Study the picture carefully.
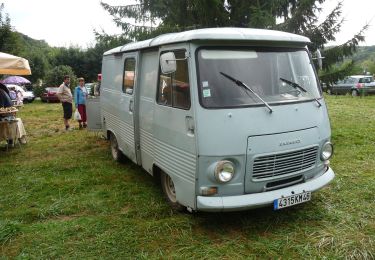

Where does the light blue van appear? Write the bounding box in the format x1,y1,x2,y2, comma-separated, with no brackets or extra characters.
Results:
88,28,334,212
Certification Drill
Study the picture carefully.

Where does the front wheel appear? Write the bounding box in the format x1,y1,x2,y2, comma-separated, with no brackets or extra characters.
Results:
109,133,124,162
351,89,359,97
160,171,184,211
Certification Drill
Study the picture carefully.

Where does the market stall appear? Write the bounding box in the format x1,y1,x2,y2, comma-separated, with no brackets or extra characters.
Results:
0,52,31,150
0,52,31,75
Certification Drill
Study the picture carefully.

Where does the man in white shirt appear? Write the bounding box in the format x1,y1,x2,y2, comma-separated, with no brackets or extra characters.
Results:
56,75,73,131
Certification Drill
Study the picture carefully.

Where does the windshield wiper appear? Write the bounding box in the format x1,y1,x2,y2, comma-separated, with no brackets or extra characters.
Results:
279,77,307,93
220,72,273,113
279,77,321,107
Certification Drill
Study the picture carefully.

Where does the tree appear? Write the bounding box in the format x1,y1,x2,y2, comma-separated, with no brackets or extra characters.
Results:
270,1,368,84
100,0,368,83
0,3,22,55
25,52,49,83
45,65,77,90
86,34,131,81
100,0,229,40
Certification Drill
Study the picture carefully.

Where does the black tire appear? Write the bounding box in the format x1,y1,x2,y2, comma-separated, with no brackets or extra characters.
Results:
351,89,359,97
160,171,184,211
109,133,124,162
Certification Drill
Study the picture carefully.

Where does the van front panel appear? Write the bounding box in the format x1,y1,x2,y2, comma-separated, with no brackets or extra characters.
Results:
195,101,330,196
192,44,332,207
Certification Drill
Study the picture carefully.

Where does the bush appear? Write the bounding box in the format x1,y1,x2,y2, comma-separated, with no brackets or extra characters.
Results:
45,65,77,91
32,85,45,97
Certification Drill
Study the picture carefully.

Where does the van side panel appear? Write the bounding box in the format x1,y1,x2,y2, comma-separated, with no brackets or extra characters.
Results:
137,50,158,173
101,54,136,163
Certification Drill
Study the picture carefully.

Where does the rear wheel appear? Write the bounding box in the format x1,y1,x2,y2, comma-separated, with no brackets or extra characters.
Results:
109,133,124,162
160,171,184,211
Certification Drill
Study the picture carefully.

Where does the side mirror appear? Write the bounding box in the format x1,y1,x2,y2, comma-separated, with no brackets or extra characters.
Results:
160,52,176,74
315,49,324,70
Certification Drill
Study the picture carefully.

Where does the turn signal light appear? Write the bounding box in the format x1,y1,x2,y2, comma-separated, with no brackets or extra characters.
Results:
200,187,218,196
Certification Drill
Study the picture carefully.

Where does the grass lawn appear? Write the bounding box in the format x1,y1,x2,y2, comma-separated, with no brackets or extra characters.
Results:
0,96,374,259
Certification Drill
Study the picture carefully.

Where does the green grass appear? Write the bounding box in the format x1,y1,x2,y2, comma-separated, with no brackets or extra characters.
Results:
0,96,374,259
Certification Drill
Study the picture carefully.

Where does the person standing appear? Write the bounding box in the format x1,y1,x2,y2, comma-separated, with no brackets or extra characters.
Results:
8,87,17,102
57,75,73,131
16,89,23,105
74,77,88,129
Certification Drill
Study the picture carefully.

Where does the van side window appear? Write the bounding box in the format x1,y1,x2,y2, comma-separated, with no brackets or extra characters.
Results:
123,58,136,94
157,50,190,109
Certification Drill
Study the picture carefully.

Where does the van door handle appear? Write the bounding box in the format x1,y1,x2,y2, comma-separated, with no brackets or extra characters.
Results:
185,116,194,137
129,100,134,113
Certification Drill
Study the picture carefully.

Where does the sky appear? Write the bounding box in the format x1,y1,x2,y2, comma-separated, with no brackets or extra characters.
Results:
2,0,375,48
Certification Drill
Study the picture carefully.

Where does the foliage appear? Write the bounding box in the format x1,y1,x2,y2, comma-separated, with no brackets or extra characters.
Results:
0,97,374,258
32,85,46,98
51,48,86,78
44,65,77,89
0,3,113,85
350,46,375,75
351,46,375,63
0,3,22,55
100,0,368,83
16,34,51,83
26,52,49,84
87,33,131,81
320,45,375,83
319,60,355,85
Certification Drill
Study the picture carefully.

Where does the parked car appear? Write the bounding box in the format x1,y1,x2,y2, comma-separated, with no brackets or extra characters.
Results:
6,84,35,103
41,87,60,103
84,83,96,96
328,75,375,96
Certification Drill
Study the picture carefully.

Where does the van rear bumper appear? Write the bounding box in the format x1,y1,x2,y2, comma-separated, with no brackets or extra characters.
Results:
196,167,334,212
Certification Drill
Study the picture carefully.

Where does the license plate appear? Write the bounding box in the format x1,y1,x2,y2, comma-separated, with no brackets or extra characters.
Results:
274,191,311,210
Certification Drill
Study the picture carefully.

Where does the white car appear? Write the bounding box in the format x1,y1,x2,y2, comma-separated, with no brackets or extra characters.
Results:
6,84,35,103
84,83,96,96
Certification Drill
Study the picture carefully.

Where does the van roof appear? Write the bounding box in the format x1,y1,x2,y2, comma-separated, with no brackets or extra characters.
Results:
104,27,310,55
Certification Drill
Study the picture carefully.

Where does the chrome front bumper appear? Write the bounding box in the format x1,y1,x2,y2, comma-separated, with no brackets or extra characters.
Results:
196,167,335,212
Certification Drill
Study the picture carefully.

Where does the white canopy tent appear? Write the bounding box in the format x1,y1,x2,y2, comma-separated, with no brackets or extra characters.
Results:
0,52,31,75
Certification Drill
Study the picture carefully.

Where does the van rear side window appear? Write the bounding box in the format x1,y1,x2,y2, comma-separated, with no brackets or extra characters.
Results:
123,58,135,94
157,50,190,109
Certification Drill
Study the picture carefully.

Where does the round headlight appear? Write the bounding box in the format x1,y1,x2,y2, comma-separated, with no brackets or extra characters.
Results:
214,160,235,183
321,142,333,160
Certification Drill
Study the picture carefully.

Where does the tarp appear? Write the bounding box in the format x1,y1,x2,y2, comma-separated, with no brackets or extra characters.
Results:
0,52,31,75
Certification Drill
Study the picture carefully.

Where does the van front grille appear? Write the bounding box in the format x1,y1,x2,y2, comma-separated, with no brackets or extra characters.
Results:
252,146,318,180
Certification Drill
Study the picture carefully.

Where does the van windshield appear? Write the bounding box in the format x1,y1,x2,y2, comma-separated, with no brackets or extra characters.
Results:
196,48,321,108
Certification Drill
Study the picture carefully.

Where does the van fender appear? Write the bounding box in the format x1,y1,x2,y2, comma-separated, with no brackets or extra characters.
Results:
153,163,185,206
106,129,124,154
